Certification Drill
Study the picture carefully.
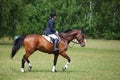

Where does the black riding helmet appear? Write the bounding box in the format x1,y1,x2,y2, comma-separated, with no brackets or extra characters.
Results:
50,12,56,18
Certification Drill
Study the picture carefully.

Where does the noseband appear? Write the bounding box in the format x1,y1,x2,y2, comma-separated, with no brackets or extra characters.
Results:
71,31,83,44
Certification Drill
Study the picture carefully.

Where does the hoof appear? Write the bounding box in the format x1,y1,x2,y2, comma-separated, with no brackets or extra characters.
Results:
62,67,66,72
52,69,57,72
28,66,32,71
21,68,25,72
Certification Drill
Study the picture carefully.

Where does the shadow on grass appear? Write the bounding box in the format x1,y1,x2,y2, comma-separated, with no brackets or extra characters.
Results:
0,43,12,45
30,69,76,73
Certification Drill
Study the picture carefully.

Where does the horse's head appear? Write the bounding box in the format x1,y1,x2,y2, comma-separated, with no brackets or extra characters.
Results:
60,29,86,47
76,30,86,47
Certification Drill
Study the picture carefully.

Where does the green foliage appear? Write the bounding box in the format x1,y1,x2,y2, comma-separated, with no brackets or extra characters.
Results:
0,0,120,39
103,30,120,40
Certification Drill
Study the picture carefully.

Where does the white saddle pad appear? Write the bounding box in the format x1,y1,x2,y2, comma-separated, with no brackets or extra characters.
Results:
43,35,58,43
42,34,60,43
42,35,52,43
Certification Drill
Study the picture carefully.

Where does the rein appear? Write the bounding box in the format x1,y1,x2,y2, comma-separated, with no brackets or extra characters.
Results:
71,40,79,44
69,40,79,48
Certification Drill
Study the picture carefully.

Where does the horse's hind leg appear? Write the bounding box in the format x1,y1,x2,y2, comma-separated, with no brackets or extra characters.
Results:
21,55,26,72
26,59,32,71
21,52,32,72
52,53,59,72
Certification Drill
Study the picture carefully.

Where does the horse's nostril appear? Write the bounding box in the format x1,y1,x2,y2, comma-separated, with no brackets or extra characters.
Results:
81,44,85,47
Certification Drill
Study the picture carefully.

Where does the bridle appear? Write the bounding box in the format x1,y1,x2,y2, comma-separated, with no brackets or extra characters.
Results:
69,31,83,48
71,40,79,44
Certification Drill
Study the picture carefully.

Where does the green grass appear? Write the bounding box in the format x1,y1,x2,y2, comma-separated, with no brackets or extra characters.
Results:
0,39,120,80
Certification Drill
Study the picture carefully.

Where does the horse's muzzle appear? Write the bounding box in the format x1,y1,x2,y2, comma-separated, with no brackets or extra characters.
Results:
80,39,86,47
81,44,85,47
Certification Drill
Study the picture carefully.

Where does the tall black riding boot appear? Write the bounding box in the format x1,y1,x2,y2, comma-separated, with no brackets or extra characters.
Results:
54,39,59,52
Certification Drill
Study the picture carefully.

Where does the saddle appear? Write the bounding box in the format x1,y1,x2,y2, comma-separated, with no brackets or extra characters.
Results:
42,34,60,43
42,35,53,43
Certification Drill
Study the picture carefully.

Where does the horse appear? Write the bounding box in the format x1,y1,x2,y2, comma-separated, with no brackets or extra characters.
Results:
10,29,86,72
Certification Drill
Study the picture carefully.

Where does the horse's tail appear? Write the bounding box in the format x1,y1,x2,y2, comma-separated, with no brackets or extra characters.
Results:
10,35,27,58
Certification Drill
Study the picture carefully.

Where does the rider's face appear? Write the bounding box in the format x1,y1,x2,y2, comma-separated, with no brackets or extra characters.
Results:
53,16,56,20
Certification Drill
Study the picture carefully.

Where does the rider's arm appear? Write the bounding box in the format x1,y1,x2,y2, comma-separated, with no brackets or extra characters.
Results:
49,20,56,33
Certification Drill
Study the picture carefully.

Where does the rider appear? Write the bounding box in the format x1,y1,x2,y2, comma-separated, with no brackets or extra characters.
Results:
44,12,59,52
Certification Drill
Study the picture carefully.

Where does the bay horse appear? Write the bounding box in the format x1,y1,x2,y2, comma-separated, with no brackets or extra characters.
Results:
10,29,86,72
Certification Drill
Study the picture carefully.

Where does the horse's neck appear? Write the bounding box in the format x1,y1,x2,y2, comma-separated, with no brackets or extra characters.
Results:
67,35,75,44
59,33,76,44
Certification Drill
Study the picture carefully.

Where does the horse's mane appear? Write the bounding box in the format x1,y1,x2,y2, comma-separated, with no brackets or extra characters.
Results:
63,29,73,33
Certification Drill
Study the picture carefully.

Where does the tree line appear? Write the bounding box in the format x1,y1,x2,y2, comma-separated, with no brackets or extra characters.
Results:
0,0,120,39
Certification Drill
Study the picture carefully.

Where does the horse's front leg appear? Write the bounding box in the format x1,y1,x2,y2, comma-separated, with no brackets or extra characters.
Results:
52,53,59,72
60,51,71,71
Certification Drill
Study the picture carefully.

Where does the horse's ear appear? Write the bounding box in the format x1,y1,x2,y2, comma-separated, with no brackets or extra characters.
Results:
80,29,86,38
80,29,85,34
79,28,83,33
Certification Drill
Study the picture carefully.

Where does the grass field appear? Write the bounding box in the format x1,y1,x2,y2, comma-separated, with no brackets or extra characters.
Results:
0,39,120,80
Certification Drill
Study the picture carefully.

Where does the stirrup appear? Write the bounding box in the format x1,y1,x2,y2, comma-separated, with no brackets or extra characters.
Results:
54,48,59,52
